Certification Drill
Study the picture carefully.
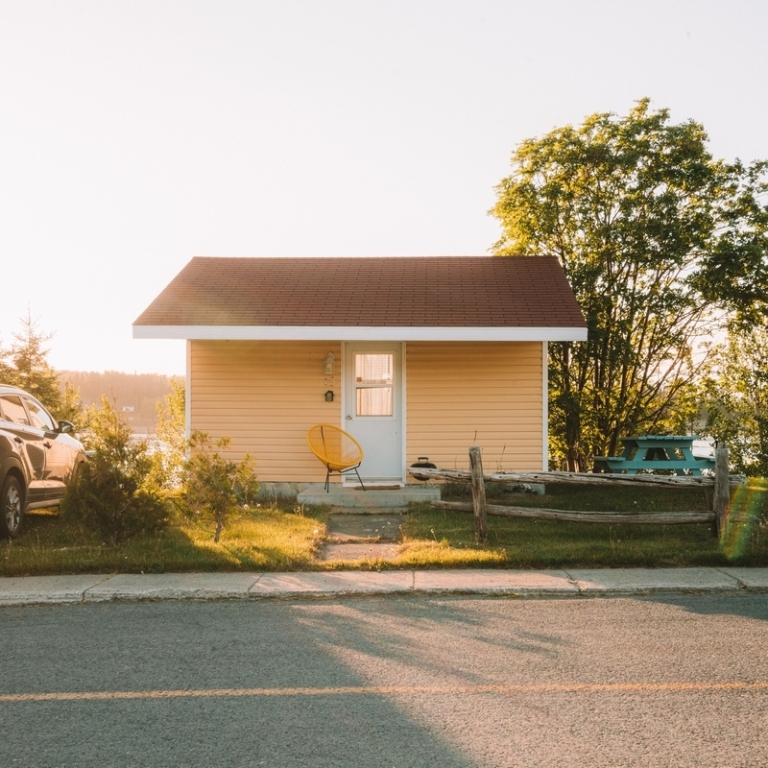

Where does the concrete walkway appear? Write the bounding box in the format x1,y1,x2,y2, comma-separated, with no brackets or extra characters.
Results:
1,567,767,606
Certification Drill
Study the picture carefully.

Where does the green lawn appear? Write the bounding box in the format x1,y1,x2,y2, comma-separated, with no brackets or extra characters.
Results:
1,480,766,576
399,479,768,569
0,504,330,577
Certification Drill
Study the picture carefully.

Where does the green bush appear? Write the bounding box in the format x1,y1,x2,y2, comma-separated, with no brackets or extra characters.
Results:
182,431,259,542
61,397,170,545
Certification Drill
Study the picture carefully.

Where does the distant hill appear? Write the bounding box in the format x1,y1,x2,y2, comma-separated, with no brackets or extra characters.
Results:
58,371,179,433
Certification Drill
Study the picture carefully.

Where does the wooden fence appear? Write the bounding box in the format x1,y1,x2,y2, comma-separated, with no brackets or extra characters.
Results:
410,445,745,544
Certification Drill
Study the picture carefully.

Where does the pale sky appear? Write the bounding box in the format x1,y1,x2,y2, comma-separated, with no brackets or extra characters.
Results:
1,0,766,376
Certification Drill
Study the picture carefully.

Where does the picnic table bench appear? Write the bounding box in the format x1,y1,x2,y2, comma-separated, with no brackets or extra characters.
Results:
593,435,716,476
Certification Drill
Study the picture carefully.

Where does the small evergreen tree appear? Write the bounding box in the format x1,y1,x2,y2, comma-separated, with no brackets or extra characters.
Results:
62,397,170,544
183,431,259,543
0,337,14,383
57,380,85,426
8,310,62,413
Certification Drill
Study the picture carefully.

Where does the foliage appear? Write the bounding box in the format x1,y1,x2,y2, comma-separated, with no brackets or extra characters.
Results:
702,324,768,476
490,99,768,470
1,311,64,415
182,431,259,543
8,480,766,576
149,377,186,489
692,159,768,328
0,339,13,383
57,380,85,426
61,397,170,545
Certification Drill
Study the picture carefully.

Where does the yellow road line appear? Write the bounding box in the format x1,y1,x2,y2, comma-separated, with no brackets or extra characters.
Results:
3,681,768,703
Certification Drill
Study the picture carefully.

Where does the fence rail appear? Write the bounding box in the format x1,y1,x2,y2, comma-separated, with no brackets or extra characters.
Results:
410,468,745,489
410,444,743,543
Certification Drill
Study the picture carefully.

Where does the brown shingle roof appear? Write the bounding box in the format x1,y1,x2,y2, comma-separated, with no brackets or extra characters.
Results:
134,256,586,332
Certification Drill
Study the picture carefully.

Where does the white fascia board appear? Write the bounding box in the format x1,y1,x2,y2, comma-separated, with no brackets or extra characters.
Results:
133,325,588,342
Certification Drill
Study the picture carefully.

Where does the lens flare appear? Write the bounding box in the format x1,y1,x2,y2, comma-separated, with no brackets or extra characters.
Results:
720,480,767,561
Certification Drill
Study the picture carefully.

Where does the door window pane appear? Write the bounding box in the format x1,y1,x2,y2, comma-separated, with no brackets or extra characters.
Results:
355,354,393,416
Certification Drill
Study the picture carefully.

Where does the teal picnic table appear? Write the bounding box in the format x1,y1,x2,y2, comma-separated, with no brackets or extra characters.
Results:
593,435,716,476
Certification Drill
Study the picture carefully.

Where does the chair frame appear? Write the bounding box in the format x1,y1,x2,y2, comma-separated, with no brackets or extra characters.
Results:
306,424,366,492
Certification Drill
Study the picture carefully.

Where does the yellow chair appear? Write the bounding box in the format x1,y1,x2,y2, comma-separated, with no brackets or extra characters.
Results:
306,424,366,492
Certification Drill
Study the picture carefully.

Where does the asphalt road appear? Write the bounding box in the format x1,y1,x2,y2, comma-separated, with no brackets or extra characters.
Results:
3,594,768,767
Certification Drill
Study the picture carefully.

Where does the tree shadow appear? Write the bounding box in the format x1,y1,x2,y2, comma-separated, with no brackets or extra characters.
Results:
1,600,489,767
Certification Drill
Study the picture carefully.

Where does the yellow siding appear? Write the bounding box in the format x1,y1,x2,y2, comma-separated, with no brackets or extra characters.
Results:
190,340,341,482
190,339,545,481
406,342,544,472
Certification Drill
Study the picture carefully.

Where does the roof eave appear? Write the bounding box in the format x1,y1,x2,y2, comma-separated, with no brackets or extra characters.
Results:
133,325,588,342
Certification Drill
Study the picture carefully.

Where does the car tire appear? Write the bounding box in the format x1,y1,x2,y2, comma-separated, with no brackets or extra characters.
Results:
1,475,25,539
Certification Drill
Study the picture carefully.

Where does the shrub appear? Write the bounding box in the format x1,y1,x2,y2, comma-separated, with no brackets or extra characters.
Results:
61,397,170,545
183,431,259,542
148,377,187,490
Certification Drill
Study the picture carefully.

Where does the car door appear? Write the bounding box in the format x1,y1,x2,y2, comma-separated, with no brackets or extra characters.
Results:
20,394,73,498
0,393,51,503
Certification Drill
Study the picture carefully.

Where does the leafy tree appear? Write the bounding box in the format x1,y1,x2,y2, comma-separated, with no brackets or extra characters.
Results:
149,377,186,489
490,99,768,470
183,431,259,543
693,160,768,328
702,324,768,477
61,397,170,544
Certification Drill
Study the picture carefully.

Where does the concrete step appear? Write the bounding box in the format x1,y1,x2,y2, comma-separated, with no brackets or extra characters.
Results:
297,483,439,510
327,514,404,542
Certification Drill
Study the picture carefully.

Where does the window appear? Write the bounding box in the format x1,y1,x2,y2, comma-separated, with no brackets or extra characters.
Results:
355,353,393,417
0,396,30,426
22,397,56,431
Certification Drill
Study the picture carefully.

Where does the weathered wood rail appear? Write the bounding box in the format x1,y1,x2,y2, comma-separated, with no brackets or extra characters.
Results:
410,467,745,489
410,445,744,543
431,501,716,526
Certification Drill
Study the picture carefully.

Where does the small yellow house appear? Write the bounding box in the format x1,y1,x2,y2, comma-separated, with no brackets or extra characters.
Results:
133,256,586,487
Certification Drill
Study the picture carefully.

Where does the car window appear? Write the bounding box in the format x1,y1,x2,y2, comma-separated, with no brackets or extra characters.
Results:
0,395,31,426
22,396,56,431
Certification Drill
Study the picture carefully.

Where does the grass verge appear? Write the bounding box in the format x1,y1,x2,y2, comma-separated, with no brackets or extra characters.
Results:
1,480,766,576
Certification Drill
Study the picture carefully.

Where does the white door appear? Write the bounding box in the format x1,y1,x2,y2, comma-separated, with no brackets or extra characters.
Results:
343,343,403,483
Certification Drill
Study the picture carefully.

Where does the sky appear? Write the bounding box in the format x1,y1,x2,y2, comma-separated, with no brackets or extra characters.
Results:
1,0,766,377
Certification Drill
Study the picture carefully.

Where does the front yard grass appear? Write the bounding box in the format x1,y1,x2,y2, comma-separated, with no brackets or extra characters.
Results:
0,504,331,577
1,480,766,576
398,479,768,569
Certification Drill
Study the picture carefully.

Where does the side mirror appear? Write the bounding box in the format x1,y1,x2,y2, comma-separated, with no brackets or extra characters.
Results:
57,420,75,434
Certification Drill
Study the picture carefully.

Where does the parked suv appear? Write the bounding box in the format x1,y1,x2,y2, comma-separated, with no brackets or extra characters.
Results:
0,384,87,538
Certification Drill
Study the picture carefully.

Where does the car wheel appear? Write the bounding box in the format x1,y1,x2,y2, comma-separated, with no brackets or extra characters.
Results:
1,475,25,539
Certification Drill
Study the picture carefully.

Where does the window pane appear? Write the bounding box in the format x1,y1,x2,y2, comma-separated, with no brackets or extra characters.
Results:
0,396,30,425
355,353,394,416
355,354,392,385
23,397,56,430
356,386,393,416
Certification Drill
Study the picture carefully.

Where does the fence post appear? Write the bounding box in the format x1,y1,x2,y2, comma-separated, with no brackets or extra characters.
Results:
713,443,730,540
469,446,488,544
